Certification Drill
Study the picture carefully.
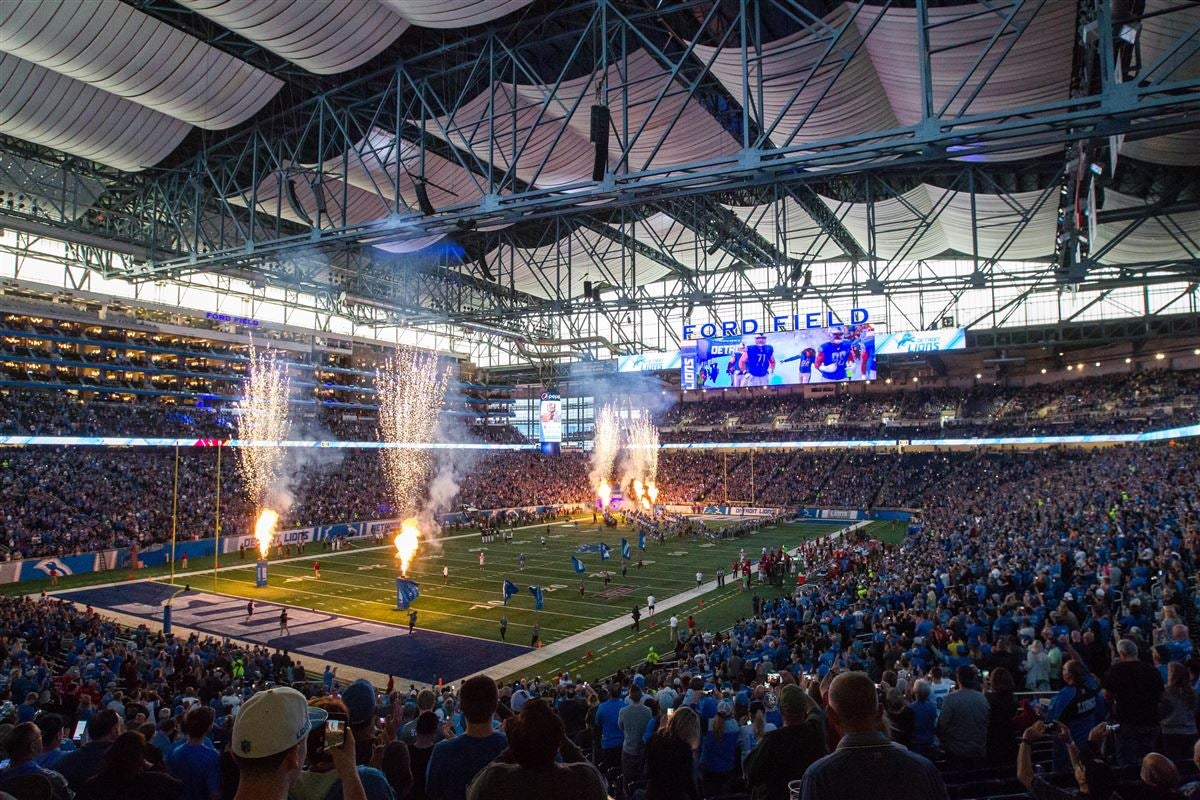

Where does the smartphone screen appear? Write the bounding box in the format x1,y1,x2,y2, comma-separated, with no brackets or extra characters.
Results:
73,720,87,742
325,713,347,750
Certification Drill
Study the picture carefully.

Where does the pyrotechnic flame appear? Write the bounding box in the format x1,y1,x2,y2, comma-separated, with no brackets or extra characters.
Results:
590,404,620,503
597,481,612,508
394,518,420,576
640,497,651,510
633,478,645,499
647,483,658,503
254,508,279,559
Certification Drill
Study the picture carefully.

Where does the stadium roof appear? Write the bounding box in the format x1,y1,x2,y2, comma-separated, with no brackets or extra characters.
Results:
0,0,1197,374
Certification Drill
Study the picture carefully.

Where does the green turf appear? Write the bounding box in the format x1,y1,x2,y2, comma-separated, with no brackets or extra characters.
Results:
174,517,850,680
16,515,904,682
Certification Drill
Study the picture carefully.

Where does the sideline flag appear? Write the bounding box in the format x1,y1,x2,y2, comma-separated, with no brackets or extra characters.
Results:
638,531,647,551
529,585,545,610
571,556,587,574
599,542,612,561
621,538,631,560
395,579,420,610
503,579,519,604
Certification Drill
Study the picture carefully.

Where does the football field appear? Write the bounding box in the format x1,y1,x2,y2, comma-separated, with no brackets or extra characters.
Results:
31,515,900,685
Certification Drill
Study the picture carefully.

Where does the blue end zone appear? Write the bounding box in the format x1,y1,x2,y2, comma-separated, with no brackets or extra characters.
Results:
56,582,529,684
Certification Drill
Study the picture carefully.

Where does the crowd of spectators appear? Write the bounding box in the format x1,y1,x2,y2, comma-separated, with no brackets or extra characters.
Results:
2,437,1198,800
657,368,1200,443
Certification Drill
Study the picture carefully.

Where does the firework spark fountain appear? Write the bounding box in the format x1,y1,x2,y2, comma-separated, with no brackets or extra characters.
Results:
377,349,450,513
626,415,660,507
590,403,621,506
377,349,451,563
236,347,291,554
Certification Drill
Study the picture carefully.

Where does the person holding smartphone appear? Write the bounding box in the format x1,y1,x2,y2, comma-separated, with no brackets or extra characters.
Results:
291,697,384,800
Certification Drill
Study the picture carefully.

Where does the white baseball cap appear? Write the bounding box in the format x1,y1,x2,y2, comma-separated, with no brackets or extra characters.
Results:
232,687,316,759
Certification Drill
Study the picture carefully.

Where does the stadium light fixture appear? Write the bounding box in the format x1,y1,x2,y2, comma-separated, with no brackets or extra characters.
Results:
1095,362,1100,367
1156,353,1165,360
1194,349,1199,356
1125,358,1132,364
975,373,982,379
885,378,892,384
1077,363,1084,369
1067,365,1073,371
912,376,919,383
1040,368,1047,374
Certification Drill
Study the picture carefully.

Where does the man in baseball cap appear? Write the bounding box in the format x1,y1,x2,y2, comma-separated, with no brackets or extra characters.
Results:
230,687,315,800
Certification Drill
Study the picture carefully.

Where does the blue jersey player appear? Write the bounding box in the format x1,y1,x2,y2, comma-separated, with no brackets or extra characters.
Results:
798,347,816,384
815,328,854,381
739,334,775,386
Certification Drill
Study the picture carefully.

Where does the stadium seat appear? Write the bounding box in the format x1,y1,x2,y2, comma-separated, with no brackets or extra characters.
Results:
0,773,54,800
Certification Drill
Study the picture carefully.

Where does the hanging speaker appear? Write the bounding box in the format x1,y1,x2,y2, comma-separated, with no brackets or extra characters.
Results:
284,178,313,226
590,105,610,181
414,181,435,216
583,280,593,300
308,179,327,217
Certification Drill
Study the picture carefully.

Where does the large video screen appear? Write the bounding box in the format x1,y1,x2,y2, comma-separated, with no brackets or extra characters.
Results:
680,325,876,390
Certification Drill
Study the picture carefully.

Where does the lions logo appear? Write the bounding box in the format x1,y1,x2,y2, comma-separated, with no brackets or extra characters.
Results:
34,558,71,577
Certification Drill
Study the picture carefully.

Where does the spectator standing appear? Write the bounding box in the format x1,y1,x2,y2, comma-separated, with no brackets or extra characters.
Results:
292,696,393,800
168,707,222,800
937,666,990,771
1103,639,1165,767
799,672,948,800
909,680,938,759
77,731,183,800
744,684,827,800
697,701,738,797
406,712,439,800
984,667,1020,768
618,685,652,786
465,699,605,800
642,706,701,800
425,675,507,800
593,685,625,770
57,709,123,790
1159,662,1197,761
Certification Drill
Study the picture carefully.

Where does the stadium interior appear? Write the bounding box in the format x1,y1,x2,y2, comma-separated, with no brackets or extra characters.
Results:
0,1,1199,800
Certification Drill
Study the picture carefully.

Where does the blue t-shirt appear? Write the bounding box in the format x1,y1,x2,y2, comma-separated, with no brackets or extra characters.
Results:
425,732,507,800
744,344,774,377
595,698,625,750
167,742,221,800
817,340,852,380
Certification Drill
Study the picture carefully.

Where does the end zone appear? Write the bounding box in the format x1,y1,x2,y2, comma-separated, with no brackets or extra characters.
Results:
55,582,530,685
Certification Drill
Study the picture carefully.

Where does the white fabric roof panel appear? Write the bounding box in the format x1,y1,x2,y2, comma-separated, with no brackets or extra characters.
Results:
820,185,950,262
1117,0,1200,166
0,0,281,130
727,200,846,262
175,0,410,75
533,49,739,174
693,5,897,151
855,1,1076,161
425,84,594,190
0,52,190,171
1093,190,1200,265
936,188,1056,261
313,129,491,214
239,172,444,254
815,184,1055,263
377,0,535,29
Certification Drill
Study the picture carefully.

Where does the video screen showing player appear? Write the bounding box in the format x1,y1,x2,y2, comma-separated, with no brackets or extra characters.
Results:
739,334,775,387
679,323,875,390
